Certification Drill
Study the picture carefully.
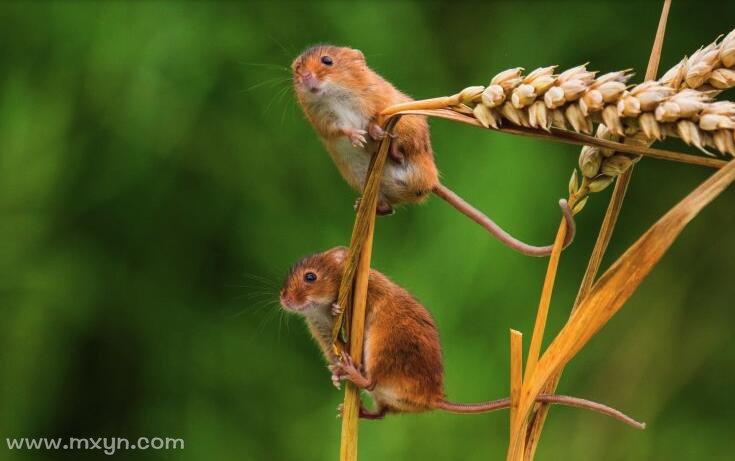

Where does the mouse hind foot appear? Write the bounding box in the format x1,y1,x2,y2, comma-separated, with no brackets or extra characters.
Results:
359,406,387,420
336,403,387,420
334,351,373,390
353,197,395,217
376,201,394,216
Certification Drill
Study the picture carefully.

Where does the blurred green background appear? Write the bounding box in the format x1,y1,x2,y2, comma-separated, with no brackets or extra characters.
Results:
1,1,734,460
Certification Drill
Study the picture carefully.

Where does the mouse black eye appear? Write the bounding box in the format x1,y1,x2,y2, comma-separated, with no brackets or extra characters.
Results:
304,272,317,283
321,56,333,66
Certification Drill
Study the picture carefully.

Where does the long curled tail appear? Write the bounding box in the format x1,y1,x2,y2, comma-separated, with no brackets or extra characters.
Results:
434,394,645,429
432,184,575,257
434,397,511,414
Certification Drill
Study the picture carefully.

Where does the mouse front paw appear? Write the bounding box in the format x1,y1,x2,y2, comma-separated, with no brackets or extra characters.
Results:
343,128,367,148
331,302,343,317
368,122,385,141
328,363,344,390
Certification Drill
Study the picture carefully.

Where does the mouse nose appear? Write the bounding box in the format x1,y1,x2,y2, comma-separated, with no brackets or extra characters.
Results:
280,292,293,308
299,71,318,89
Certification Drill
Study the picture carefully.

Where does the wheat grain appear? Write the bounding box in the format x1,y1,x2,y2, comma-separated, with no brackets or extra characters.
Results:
453,28,735,201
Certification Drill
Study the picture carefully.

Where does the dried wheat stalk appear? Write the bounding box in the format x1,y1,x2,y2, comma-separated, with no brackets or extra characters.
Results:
382,28,735,202
467,29,735,199
382,107,727,170
336,118,399,461
469,29,735,144
506,158,735,459
522,4,673,456
336,13,734,461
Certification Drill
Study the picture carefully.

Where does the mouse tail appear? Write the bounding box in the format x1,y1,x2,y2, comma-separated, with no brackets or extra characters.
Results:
434,398,511,414
432,183,576,257
435,395,645,429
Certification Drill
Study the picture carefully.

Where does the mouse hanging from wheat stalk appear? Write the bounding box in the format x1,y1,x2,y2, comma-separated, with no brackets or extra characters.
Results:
291,44,577,257
279,246,645,427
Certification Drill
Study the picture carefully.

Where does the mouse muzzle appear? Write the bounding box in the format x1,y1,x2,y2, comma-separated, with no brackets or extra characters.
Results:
295,70,322,94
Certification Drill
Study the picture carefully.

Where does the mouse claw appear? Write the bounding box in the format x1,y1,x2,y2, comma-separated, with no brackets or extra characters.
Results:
332,374,342,390
368,122,385,141
344,128,367,148
340,352,356,373
331,302,343,317
336,403,344,419
328,362,344,389
334,352,372,389
376,202,394,216
357,197,395,217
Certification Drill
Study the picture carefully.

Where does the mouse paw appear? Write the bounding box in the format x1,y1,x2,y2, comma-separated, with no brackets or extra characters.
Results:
331,302,343,317
368,122,385,141
338,352,371,389
376,202,395,216
328,363,344,390
331,372,343,390
337,403,386,420
343,128,367,148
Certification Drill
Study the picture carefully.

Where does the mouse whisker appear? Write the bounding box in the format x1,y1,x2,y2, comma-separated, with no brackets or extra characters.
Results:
230,298,280,318
279,88,296,125
267,35,297,58
239,272,279,287
266,84,293,116
238,61,290,72
240,76,292,94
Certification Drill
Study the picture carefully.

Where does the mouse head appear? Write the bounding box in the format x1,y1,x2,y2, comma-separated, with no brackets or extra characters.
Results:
279,247,348,314
291,45,366,99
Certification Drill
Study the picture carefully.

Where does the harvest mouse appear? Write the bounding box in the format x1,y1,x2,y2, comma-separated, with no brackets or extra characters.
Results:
292,45,576,257
278,246,645,426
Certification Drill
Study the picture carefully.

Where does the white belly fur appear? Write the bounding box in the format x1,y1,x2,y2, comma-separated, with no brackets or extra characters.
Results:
315,88,409,201
329,137,410,202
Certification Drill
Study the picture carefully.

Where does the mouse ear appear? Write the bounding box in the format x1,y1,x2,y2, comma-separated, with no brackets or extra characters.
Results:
351,49,365,62
328,246,349,264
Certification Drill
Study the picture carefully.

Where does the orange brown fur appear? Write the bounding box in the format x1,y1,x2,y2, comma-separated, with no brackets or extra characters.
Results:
292,45,438,210
291,45,577,256
279,247,444,414
279,248,630,420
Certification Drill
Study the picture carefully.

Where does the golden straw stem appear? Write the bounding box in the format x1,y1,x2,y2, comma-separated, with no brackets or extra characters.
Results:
573,0,672,308
509,330,524,460
516,158,735,450
507,208,570,461
644,0,671,82
522,1,672,459
379,94,461,119
331,119,399,348
338,215,376,461
576,170,634,305
390,108,727,170
337,118,398,461
523,213,571,382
